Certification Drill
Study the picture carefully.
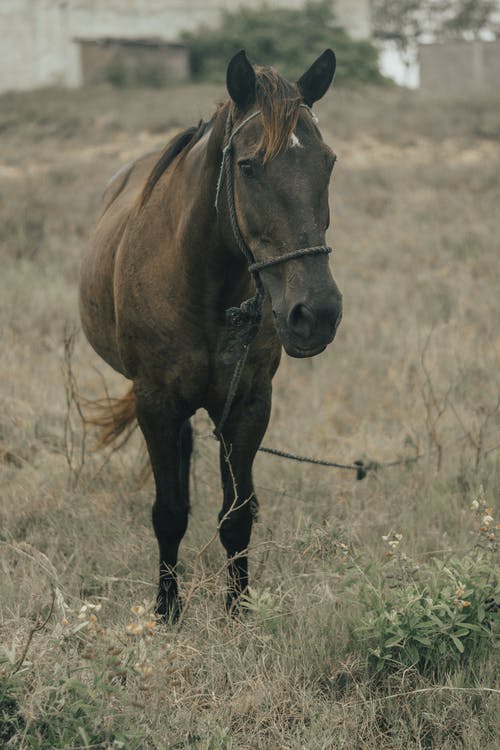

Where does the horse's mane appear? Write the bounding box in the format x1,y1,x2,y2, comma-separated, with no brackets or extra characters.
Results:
140,66,301,207
252,66,301,162
139,118,214,207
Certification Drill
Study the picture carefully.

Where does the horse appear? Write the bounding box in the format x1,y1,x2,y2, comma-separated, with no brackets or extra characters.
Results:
79,49,343,621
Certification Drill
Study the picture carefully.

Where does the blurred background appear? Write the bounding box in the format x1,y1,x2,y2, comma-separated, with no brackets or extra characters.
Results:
2,0,500,92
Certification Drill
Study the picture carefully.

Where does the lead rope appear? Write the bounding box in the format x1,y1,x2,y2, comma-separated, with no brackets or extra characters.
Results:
212,109,366,478
213,110,266,442
213,109,267,440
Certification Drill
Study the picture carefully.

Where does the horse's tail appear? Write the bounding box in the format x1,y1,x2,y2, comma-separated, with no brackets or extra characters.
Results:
85,386,137,450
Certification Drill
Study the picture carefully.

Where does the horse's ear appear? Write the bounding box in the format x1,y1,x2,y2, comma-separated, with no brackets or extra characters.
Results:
297,49,336,107
226,50,256,110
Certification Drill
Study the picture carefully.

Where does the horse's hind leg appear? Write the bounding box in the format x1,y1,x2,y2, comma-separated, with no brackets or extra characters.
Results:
212,386,271,613
134,385,191,622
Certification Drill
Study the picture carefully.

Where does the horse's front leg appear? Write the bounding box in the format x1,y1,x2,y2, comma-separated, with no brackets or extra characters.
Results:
134,383,192,622
212,386,271,613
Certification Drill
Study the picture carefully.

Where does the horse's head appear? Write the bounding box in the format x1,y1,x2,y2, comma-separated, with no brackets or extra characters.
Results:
222,49,342,358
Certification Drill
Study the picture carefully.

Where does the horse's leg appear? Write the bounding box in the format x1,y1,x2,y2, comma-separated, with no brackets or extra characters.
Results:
178,419,193,512
134,385,191,622
213,387,271,613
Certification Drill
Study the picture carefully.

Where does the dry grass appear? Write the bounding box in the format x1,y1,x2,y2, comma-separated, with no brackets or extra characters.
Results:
1,82,499,749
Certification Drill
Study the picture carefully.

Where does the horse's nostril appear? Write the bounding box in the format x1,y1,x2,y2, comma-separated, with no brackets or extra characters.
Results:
288,303,316,339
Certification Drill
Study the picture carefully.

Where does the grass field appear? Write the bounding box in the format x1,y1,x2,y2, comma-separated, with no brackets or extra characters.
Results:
1,81,499,749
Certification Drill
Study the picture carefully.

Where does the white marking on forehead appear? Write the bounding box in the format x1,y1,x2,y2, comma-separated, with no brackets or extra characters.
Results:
290,132,302,148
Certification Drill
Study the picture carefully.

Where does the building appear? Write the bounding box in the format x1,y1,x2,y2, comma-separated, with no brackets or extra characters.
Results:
0,0,371,92
419,39,500,94
77,37,189,86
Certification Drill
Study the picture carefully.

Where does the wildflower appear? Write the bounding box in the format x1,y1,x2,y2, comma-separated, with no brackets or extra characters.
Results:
126,622,144,636
482,515,494,526
135,662,154,678
131,604,146,616
470,499,479,511
382,532,402,548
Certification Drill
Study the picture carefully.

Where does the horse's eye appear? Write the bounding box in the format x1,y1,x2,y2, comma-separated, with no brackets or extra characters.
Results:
238,159,255,178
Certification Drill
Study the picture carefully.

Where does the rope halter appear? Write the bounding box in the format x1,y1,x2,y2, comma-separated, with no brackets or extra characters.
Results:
215,104,332,273
213,104,332,438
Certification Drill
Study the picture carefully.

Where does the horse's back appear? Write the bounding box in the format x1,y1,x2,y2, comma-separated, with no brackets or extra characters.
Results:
79,151,161,375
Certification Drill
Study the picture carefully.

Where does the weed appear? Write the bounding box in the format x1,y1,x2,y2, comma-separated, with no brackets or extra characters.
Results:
241,586,283,636
351,503,499,677
0,671,24,744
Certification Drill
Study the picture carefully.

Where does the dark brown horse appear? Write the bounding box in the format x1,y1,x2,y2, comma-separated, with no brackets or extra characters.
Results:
79,49,343,620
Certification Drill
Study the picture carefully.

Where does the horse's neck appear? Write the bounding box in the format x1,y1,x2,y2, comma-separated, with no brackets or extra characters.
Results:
171,115,252,312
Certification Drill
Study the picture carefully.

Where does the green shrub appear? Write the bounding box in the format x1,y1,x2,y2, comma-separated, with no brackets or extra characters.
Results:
351,549,499,678
183,0,387,85
0,672,24,745
241,586,284,636
104,53,128,88
134,62,167,89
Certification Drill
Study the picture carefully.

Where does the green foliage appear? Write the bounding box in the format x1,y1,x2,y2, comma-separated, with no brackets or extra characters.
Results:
183,1,386,85
373,0,499,52
0,658,145,749
0,672,24,745
104,55,167,89
104,53,128,88
241,586,283,636
352,551,499,677
135,61,167,89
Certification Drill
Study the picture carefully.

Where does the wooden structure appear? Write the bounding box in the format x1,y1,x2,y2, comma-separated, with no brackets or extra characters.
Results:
77,37,189,86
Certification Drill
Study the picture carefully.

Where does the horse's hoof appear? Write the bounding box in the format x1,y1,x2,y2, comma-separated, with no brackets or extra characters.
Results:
155,595,182,624
225,594,247,619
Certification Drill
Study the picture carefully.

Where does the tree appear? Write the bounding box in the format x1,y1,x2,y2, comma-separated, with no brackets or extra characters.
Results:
183,1,387,85
372,0,499,58
439,0,500,40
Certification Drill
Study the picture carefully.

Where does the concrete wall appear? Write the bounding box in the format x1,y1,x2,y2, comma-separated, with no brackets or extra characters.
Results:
420,40,500,94
0,0,372,92
0,0,80,91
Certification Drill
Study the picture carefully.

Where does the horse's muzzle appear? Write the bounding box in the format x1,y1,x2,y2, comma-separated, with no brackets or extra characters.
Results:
275,296,343,358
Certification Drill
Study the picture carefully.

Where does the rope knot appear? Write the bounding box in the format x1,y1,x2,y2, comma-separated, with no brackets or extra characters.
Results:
221,293,263,364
